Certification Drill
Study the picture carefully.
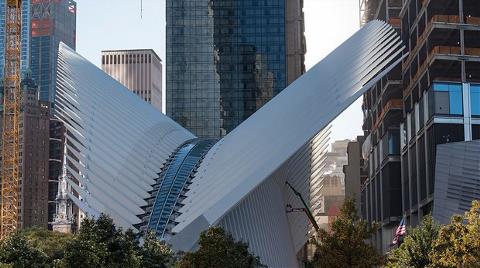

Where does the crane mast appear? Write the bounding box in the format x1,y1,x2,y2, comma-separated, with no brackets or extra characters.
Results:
1,0,22,239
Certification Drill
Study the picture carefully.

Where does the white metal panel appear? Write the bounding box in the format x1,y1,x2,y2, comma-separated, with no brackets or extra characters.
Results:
55,43,195,229
172,20,405,251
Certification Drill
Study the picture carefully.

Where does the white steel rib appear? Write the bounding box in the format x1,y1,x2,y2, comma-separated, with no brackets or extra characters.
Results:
54,20,405,267
169,20,405,266
55,43,194,229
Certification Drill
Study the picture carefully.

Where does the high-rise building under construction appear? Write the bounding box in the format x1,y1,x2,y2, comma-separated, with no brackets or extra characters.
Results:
360,0,480,252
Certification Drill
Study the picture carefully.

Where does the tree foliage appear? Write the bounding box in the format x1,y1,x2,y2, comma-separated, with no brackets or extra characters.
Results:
309,198,384,268
430,200,480,268
22,228,73,263
177,226,265,268
0,232,49,268
386,215,439,268
140,231,175,268
0,214,175,268
0,215,263,268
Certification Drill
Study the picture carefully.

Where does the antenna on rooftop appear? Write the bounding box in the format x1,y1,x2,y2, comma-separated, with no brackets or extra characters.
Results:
140,0,143,19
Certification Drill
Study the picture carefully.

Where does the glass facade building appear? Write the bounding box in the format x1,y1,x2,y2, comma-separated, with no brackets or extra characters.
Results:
166,0,305,138
0,0,31,80
31,0,76,103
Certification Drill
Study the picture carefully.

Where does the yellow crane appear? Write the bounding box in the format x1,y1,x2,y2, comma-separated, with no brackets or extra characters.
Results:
1,0,22,239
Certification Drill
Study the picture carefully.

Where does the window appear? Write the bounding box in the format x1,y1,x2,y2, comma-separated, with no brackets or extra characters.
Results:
429,82,463,116
388,130,400,155
471,84,480,116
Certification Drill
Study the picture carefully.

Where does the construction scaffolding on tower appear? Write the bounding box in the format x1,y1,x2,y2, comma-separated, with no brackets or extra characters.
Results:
1,0,22,238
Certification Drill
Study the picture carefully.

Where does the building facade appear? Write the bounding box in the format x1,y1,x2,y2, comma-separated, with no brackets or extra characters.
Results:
0,75,51,229
101,49,162,112
432,140,480,224
360,0,413,252
360,0,480,252
30,0,76,103
166,0,306,138
343,136,366,215
0,0,30,79
20,75,51,228
311,140,349,229
399,0,480,226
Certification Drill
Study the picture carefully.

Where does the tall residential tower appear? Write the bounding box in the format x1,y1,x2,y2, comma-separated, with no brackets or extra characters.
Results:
166,0,306,138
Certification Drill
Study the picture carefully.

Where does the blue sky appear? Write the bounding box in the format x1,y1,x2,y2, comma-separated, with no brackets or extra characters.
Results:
76,0,362,143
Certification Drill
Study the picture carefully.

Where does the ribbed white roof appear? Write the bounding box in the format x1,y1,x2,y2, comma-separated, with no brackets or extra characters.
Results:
55,43,194,229
171,20,405,247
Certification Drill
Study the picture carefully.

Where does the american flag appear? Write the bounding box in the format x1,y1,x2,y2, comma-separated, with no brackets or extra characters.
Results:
392,218,406,245
395,218,406,236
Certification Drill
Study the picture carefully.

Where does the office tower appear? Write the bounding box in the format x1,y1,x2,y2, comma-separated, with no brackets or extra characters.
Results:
30,0,76,103
20,75,51,228
0,0,30,79
343,136,366,216
166,0,306,138
359,0,480,252
101,49,163,112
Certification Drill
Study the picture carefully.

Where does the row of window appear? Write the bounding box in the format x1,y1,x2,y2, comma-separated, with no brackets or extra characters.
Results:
102,53,152,65
429,82,480,117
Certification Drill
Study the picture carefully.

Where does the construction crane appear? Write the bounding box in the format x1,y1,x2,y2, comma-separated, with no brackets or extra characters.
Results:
1,0,22,239
285,181,320,234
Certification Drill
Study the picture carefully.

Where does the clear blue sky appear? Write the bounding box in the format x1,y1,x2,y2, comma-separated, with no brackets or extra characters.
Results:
76,0,363,143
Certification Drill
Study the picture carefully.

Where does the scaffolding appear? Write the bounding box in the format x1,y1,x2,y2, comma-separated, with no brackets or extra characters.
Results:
1,0,22,239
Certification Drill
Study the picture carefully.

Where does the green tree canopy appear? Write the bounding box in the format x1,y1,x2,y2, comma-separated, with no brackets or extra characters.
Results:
140,231,175,268
0,232,49,268
22,228,73,263
177,226,265,268
310,198,384,268
430,200,480,267
386,215,439,268
62,214,142,268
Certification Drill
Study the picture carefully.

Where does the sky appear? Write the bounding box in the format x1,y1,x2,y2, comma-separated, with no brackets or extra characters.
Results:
76,0,363,143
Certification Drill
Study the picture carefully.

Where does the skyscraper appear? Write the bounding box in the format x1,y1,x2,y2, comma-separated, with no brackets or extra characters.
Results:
30,0,76,103
166,0,306,138
101,49,163,112
0,0,30,79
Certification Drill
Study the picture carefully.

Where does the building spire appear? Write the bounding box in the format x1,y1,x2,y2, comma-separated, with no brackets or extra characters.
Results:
52,142,73,233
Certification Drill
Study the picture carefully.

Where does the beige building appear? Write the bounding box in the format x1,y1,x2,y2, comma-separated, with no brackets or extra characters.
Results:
101,49,162,111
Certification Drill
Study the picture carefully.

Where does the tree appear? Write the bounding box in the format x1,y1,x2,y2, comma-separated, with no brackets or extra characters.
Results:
309,198,384,268
22,228,73,263
62,214,141,268
140,231,175,268
0,232,49,268
386,215,439,268
429,200,480,268
177,227,265,268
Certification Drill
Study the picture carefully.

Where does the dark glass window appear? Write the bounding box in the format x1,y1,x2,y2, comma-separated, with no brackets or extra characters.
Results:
473,125,480,140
